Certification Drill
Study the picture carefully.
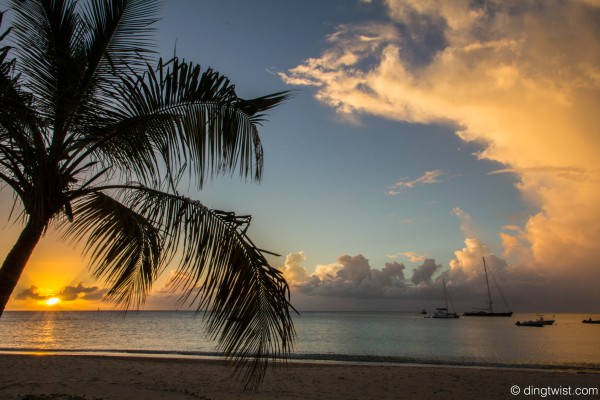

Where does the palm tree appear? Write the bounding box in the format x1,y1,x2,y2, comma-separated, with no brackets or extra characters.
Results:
0,0,294,388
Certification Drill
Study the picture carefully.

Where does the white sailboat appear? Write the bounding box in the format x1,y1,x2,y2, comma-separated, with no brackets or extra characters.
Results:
432,278,459,319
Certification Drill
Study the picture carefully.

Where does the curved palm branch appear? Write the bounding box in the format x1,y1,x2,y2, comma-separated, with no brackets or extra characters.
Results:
62,185,295,388
61,191,162,308
64,57,291,190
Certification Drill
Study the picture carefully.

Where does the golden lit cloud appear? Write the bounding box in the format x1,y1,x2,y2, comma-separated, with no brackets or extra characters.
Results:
280,251,310,285
387,251,426,263
281,0,600,291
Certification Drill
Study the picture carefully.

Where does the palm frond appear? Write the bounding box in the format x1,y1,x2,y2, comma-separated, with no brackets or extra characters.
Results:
75,184,295,389
9,0,80,126
66,0,159,136
100,58,292,188
0,10,41,202
62,191,162,308
81,0,159,77
9,0,159,157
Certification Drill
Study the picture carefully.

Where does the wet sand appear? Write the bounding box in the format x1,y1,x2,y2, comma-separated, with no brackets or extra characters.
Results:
0,354,598,399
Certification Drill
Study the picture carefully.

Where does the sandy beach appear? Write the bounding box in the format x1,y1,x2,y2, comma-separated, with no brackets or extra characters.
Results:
0,354,598,399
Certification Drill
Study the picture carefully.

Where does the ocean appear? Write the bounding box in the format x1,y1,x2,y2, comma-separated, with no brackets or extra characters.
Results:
1,311,599,371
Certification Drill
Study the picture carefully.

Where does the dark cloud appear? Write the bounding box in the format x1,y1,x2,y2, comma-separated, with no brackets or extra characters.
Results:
15,286,47,301
284,254,450,299
14,283,106,302
58,283,107,301
410,259,441,286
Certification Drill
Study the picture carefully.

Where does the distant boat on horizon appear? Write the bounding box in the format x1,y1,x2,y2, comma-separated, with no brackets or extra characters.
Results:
515,320,545,327
463,257,513,317
515,315,554,327
536,315,555,325
582,318,600,324
432,278,459,319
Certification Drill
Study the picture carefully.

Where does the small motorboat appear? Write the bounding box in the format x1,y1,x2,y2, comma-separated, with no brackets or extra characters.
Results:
536,315,555,325
582,318,600,324
515,320,545,327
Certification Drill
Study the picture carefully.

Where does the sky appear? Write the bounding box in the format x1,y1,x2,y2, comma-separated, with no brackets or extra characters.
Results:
2,0,600,313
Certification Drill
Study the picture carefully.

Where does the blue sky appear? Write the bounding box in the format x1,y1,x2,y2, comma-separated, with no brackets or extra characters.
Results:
155,0,524,268
4,0,600,312
152,1,530,297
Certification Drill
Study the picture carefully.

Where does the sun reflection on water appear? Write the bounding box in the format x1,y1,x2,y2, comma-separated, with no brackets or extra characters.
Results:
36,315,57,349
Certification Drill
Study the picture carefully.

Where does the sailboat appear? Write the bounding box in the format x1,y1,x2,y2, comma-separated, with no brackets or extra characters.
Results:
463,257,513,317
432,278,459,319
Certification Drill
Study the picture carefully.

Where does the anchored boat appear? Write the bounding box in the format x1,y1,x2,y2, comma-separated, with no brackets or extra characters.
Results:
463,257,513,317
432,278,459,319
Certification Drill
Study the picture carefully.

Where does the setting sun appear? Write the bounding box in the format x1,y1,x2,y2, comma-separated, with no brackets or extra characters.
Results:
45,297,61,306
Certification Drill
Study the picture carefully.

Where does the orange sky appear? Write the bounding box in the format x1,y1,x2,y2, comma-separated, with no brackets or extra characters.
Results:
0,216,181,311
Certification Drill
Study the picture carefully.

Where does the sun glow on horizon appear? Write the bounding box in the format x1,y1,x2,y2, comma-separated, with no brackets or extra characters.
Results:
45,297,61,306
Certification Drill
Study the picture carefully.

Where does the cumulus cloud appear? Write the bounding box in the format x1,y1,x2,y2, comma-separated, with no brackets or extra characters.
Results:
410,259,441,286
280,201,597,311
281,0,600,301
15,283,106,302
281,251,310,284
279,248,502,308
387,169,445,195
281,252,455,299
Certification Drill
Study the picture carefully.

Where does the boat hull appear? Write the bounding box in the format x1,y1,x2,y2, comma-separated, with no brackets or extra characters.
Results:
582,320,600,324
515,321,544,327
432,314,460,319
463,311,513,317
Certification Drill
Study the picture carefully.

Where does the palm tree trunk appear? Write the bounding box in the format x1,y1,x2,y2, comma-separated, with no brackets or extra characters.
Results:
0,218,46,317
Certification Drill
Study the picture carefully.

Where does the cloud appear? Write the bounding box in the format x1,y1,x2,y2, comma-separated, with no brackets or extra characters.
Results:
15,286,47,301
388,251,427,262
14,283,106,302
58,283,106,301
448,237,507,282
280,252,458,299
410,259,441,286
281,0,600,297
452,207,477,239
387,169,444,195
279,248,501,307
280,196,600,311
281,251,310,284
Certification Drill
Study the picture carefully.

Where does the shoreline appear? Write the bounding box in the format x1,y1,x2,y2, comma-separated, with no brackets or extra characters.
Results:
1,348,599,374
1,353,599,399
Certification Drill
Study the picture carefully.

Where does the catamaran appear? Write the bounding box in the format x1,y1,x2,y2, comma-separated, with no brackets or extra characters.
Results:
463,257,513,317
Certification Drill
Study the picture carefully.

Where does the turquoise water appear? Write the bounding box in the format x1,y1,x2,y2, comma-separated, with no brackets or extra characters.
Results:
1,311,599,370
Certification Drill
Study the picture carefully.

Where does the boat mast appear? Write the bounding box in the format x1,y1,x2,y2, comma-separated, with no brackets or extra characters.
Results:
443,278,449,309
482,257,493,313
443,278,458,314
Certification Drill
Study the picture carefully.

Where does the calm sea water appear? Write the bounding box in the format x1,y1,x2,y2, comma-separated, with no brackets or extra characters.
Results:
1,311,599,370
